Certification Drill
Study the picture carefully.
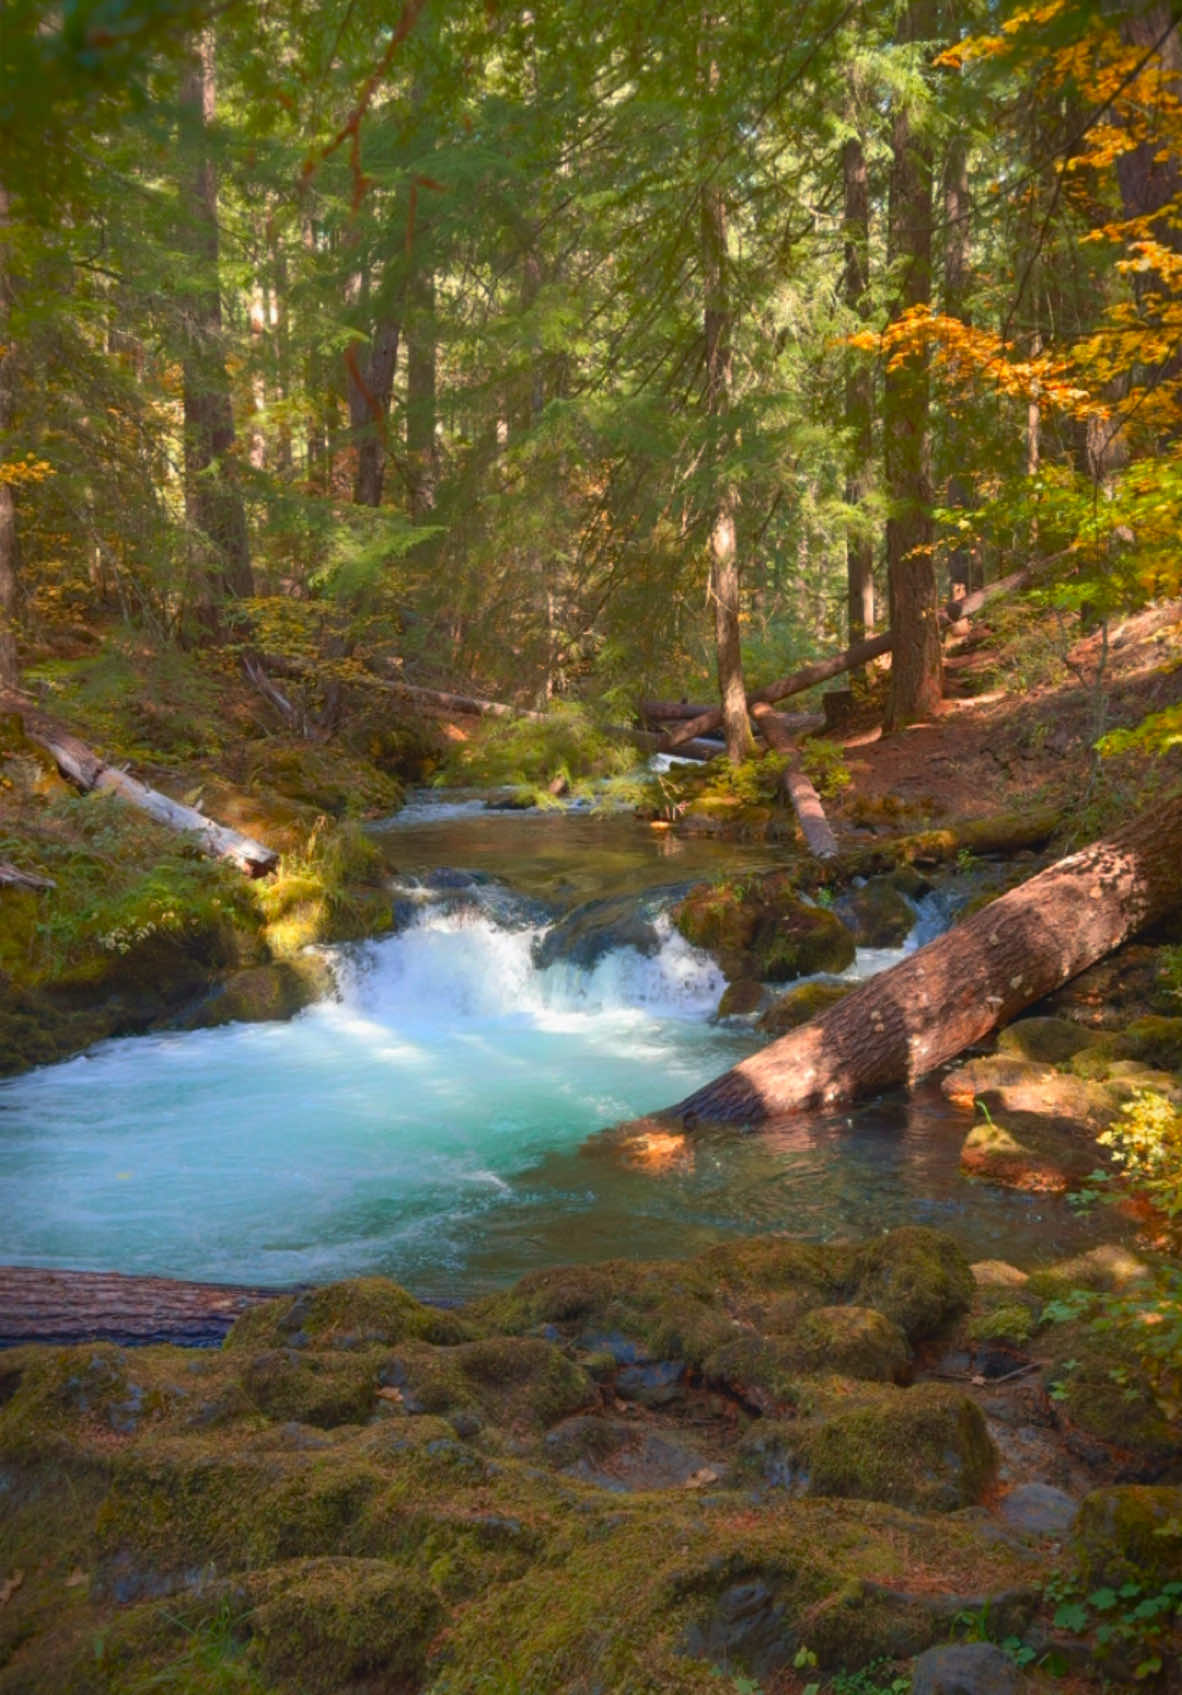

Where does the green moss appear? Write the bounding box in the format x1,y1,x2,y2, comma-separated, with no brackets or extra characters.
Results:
181,959,332,1029
247,1556,442,1692
846,1228,975,1341
800,1383,997,1512
379,1337,593,1432
674,873,855,983
758,978,852,1035
1071,1486,1182,1586
997,1017,1101,1066
224,1278,470,1353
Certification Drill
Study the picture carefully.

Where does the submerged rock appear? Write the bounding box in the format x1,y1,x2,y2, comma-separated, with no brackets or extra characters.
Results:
532,891,663,970
758,977,853,1035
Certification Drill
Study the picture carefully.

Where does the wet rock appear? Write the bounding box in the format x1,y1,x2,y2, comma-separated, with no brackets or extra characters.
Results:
758,978,852,1035
682,1576,793,1676
614,1359,686,1407
848,1227,975,1341
959,1116,1095,1195
716,976,766,1017
998,1483,1079,1535
911,1641,1024,1695
943,1056,1116,1132
532,892,662,970
180,959,332,1030
834,878,915,947
226,1277,468,1353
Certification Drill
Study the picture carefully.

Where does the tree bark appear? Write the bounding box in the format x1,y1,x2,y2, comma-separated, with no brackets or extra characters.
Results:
347,317,400,508
660,566,1033,750
2,694,277,875
751,703,838,859
843,115,875,650
406,268,438,521
0,1265,280,1348
0,179,19,690
179,30,253,610
701,33,754,767
666,788,1182,1125
883,0,940,729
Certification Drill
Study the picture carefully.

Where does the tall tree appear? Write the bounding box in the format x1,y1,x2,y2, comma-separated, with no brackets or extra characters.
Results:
843,86,875,649
0,181,19,690
883,0,941,729
179,29,253,612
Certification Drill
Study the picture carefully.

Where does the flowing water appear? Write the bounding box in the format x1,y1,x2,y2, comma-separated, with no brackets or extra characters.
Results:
0,802,1123,1299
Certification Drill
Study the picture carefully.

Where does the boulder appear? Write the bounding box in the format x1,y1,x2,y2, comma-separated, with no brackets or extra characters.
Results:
674,871,855,983
532,892,661,970
911,1642,1024,1695
758,978,853,1035
834,877,916,947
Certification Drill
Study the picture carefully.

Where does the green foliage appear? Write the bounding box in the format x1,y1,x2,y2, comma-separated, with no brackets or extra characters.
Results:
1039,1571,1182,1683
1099,1089,1182,1247
799,738,852,799
439,703,642,790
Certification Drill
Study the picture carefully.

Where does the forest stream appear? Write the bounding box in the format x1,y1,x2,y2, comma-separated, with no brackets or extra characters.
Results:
0,800,1127,1299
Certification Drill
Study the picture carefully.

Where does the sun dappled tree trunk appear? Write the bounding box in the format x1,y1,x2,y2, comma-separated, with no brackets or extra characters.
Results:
843,114,875,651
406,268,438,522
0,181,18,690
179,31,253,611
883,0,940,729
347,315,400,508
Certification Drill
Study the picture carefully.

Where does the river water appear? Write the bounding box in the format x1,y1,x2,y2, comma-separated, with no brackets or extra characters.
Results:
0,801,1120,1299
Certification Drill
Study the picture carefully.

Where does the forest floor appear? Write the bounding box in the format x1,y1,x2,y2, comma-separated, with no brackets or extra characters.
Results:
821,597,1182,834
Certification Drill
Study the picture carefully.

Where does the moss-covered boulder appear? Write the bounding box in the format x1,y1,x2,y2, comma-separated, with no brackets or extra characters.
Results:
674,872,856,983
715,976,766,1018
225,1277,470,1353
801,1383,996,1512
846,1227,975,1341
833,878,915,948
997,1016,1101,1066
378,1336,593,1432
960,1115,1098,1194
790,1305,911,1382
1071,1486,1182,1586
758,978,853,1035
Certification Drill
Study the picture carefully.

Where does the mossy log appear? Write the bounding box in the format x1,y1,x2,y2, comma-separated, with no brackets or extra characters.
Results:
751,702,838,859
0,693,278,875
661,566,1034,751
667,787,1182,1125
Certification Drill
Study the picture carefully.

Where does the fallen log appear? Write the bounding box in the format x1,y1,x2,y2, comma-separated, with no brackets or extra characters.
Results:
0,861,55,890
0,1265,284,1349
751,703,838,860
0,693,278,876
665,787,1182,1125
662,567,1033,751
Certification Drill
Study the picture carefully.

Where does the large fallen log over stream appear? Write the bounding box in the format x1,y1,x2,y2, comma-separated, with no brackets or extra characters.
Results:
1,692,278,875
666,788,1182,1125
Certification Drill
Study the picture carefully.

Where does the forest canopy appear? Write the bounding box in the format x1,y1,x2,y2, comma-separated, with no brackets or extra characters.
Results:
1,0,1180,750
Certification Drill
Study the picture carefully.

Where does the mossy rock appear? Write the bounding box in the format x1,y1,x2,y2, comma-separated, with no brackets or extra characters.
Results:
967,1287,1041,1346
833,878,915,948
789,1305,910,1383
758,978,852,1036
1071,1485,1182,1586
1025,1244,1152,1298
846,1227,974,1341
997,1016,1102,1066
674,873,855,983
229,1348,382,1428
798,1383,997,1512
181,957,333,1029
1039,1322,1180,1469
378,1336,593,1432
225,1277,470,1353
246,1555,442,1692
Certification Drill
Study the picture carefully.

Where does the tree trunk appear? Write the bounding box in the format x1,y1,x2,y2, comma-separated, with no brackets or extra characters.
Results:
660,566,1034,751
843,120,875,651
751,703,838,859
883,0,940,729
347,317,400,507
0,1265,280,1349
179,31,253,610
0,179,19,690
406,268,438,522
702,169,754,764
667,789,1182,1125
941,129,976,594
